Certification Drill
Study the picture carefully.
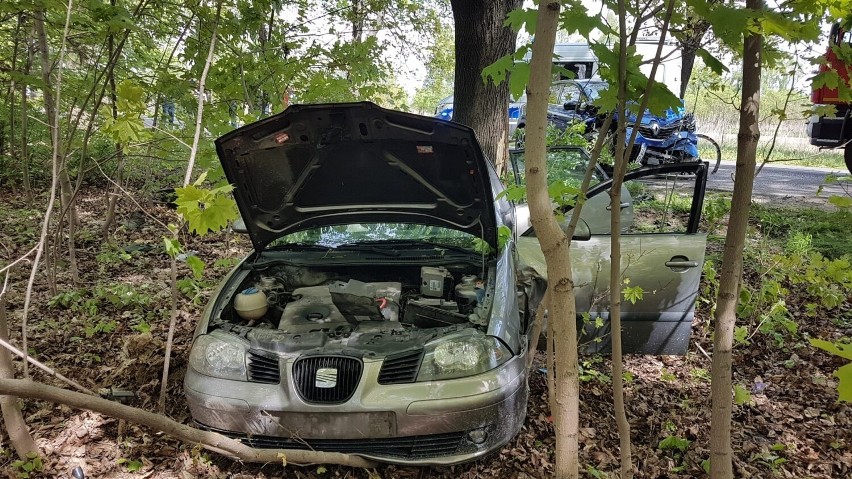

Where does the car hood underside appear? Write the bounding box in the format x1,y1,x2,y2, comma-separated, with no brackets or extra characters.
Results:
215,102,498,252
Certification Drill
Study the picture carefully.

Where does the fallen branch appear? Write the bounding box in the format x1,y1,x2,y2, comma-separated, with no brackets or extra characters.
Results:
0,336,95,395
0,378,377,468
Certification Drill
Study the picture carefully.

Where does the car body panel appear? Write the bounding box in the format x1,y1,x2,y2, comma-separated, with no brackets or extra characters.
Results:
514,161,709,355
217,102,499,251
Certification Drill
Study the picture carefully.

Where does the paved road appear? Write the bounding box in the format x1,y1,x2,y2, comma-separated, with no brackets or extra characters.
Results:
707,161,849,204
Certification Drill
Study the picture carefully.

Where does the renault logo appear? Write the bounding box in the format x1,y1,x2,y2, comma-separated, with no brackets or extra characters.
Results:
649,121,661,136
315,368,338,388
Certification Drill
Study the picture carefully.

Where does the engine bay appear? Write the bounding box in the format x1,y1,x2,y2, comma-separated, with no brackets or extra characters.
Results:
209,262,498,356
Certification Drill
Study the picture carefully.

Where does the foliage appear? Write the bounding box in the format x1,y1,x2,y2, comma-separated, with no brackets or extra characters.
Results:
174,172,239,236
733,383,752,405
809,338,852,402
752,204,852,259
118,457,144,472
412,23,455,115
11,452,43,478
658,435,691,472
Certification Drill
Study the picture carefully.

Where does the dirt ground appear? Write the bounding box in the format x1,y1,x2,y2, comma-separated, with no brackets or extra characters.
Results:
0,188,850,479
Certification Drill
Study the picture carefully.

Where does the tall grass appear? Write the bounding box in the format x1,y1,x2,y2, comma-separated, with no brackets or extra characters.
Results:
686,68,846,170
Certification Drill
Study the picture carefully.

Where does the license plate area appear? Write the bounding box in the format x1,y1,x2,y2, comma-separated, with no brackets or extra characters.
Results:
267,411,396,439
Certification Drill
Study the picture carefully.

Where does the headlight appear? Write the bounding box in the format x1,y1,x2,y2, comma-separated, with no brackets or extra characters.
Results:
189,332,248,381
416,331,512,381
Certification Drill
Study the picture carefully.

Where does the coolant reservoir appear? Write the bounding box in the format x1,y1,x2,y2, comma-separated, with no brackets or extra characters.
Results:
234,287,268,320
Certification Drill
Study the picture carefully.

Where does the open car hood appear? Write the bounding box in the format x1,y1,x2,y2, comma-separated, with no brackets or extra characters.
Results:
216,102,499,252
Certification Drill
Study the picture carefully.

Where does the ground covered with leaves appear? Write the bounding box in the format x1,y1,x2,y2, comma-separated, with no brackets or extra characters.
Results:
0,187,850,479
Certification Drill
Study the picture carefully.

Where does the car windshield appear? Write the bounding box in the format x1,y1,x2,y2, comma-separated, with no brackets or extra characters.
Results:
268,223,484,251
580,81,607,100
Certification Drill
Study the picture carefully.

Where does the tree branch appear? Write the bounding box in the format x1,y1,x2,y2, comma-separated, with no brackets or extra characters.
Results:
0,378,377,468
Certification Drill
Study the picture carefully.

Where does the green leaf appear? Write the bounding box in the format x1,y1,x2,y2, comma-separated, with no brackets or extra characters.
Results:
504,7,537,35
481,53,514,86
508,61,530,101
734,326,750,345
185,255,205,280
658,435,690,452
163,237,181,257
497,184,527,202
734,383,752,405
828,195,852,209
810,338,852,360
622,285,644,305
701,459,711,474
835,363,852,402
696,48,729,75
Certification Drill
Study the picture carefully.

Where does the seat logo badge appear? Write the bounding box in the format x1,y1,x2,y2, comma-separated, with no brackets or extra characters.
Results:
315,368,338,388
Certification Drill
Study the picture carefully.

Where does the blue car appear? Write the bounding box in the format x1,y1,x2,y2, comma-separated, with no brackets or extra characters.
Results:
435,95,527,136
515,80,699,166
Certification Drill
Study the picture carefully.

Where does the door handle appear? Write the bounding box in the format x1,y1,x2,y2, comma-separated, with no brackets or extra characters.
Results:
665,260,698,269
606,202,631,211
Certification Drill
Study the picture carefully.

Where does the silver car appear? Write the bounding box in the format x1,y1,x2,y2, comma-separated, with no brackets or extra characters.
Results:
184,103,709,465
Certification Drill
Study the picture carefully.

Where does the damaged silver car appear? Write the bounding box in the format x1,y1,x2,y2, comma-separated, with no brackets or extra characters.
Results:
184,102,710,465
184,102,528,465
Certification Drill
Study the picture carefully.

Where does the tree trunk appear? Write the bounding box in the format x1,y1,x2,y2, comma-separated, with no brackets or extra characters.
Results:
21,27,34,203
678,22,710,99
34,6,79,287
102,22,123,238
610,2,633,476
449,0,521,174
4,15,21,193
710,1,762,477
163,0,223,411
525,2,581,478
0,278,38,458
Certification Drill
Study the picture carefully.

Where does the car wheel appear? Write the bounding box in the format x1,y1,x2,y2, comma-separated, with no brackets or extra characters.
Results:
845,145,852,175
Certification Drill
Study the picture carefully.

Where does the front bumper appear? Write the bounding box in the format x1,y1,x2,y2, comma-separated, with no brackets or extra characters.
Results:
807,113,851,148
184,353,529,465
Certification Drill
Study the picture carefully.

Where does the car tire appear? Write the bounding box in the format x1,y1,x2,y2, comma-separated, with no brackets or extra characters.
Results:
845,145,852,175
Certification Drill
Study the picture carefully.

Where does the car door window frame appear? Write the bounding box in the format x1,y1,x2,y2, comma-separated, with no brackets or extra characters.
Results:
579,161,709,234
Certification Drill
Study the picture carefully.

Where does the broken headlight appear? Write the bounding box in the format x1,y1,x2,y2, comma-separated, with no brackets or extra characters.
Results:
416,330,511,381
189,332,248,381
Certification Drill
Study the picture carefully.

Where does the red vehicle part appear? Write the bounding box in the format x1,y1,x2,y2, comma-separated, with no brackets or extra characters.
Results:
808,23,852,173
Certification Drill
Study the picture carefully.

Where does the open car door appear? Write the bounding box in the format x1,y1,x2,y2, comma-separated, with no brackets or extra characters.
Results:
515,161,708,355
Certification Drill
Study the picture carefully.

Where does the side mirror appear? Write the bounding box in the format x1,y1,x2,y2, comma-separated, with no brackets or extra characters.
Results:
232,217,248,234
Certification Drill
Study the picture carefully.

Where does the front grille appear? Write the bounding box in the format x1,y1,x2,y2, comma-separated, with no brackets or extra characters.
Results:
247,351,280,384
222,429,465,459
293,356,362,403
378,350,423,384
638,121,682,139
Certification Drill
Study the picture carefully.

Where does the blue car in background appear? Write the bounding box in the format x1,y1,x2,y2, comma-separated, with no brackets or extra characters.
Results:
515,80,700,167
435,95,527,136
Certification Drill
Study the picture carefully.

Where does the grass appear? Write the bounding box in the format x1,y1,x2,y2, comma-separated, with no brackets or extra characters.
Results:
751,203,852,258
699,128,846,170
